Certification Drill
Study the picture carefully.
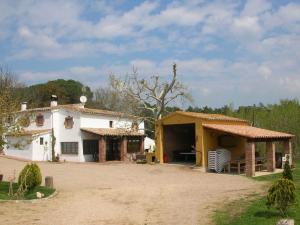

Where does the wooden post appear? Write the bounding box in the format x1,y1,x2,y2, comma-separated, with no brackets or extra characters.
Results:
120,137,127,161
140,136,145,154
99,136,106,162
266,142,276,172
45,176,54,188
245,141,255,177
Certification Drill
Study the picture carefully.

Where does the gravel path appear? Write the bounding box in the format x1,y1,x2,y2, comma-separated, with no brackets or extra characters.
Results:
0,157,263,225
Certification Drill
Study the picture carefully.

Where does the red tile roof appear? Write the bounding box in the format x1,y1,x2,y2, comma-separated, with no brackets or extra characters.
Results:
203,124,294,139
165,111,248,123
81,128,144,137
6,129,51,137
16,104,137,119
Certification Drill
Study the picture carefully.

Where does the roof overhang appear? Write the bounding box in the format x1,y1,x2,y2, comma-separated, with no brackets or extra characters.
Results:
203,124,294,140
6,129,52,137
81,128,144,137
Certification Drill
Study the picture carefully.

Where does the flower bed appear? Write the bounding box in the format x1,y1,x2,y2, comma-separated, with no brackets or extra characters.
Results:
0,181,55,200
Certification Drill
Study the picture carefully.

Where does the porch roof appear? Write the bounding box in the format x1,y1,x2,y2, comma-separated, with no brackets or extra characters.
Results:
203,124,294,140
81,128,144,137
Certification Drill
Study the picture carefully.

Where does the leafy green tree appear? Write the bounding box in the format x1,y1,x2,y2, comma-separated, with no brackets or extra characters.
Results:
18,163,42,191
282,161,293,181
19,79,93,107
266,178,296,217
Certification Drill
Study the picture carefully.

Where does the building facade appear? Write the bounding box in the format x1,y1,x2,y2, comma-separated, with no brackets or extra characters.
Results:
4,100,145,162
155,111,294,176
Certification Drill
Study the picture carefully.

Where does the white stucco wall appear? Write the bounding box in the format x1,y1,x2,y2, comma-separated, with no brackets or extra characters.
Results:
6,107,145,162
4,133,52,161
4,136,33,160
53,109,82,162
24,111,52,130
31,133,51,161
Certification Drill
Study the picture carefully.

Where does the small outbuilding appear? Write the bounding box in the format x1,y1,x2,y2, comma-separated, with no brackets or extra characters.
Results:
155,111,294,176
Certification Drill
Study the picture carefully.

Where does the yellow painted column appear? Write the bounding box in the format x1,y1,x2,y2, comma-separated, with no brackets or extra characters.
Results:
195,122,202,167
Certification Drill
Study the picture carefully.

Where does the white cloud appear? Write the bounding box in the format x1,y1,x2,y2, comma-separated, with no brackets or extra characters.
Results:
232,16,262,38
2,0,300,107
241,0,271,17
258,65,272,80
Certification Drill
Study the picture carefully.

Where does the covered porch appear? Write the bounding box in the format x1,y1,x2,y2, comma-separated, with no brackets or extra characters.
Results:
81,128,145,162
203,124,294,177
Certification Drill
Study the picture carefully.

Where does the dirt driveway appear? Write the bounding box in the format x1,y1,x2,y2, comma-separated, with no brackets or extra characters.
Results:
0,157,263,225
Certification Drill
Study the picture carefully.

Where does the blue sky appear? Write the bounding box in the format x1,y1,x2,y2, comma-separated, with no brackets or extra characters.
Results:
0,0,300,108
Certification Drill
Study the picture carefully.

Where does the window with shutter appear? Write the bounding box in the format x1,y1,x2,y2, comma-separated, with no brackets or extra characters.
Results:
36,114,44,127
64,116,74,129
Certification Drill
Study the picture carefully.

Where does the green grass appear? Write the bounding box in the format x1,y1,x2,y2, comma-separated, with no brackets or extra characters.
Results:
214,160,300,225
0,181,55,200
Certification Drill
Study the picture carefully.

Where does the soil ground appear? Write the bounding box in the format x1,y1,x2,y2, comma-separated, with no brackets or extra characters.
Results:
0,157,263,225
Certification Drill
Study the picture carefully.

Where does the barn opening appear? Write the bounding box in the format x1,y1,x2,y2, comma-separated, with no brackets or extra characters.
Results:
163,123,196,164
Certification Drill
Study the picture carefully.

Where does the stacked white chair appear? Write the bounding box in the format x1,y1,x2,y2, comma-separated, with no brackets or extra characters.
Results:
208,149,231,173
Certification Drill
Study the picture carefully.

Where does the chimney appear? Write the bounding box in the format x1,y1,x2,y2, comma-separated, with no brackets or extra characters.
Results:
21,102,27,111
50,95,58,107
79,96,87,108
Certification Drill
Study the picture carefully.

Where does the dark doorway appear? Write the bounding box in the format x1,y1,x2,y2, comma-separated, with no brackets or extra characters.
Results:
163,123,196,163
106,137,120,161
83,140,99,161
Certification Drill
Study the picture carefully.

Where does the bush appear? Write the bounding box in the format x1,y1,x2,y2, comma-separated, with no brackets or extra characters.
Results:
266,178,296,217
282,161,293,181
18,163,42,191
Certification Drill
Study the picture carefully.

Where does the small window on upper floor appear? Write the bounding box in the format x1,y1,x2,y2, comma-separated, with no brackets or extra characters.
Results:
36,114,44,127
109,120,113,128
5,115,14,126
64,116,74,129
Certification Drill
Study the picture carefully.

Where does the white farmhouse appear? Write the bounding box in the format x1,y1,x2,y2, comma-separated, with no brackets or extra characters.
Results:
4,98,145,162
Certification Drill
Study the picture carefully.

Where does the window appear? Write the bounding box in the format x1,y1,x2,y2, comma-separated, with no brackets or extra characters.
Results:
109,121,113,128
5,115,14,125
61,142,78,154
83,140,98,155
127,138,140,153
36,114,44,127
64,116,74,129
40,137,44,145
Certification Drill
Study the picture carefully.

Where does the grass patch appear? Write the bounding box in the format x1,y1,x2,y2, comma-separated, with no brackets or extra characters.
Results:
214,160,300,225
0,181,55,200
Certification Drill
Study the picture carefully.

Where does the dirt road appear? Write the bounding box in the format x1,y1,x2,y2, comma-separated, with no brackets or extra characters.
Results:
0,157,263,225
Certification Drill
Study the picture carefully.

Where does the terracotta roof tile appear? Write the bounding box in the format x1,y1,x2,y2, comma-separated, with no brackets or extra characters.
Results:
203,124,294,139
81,128,144,137
6,129,51,137
170,111,248,122
17,104,136,118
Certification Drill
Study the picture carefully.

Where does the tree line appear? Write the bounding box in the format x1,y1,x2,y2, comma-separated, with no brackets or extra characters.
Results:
0,66,299,157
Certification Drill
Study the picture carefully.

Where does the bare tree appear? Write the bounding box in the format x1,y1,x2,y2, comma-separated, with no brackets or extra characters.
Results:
111,64,192,123
0,67,23,149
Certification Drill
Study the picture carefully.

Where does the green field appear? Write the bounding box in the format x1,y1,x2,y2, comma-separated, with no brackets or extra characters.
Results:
0,181,55,200
214,161,300,225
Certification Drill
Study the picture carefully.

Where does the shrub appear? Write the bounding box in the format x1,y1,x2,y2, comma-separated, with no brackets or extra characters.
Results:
266,178,296,217
282,161,293,181
18,163,42,191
